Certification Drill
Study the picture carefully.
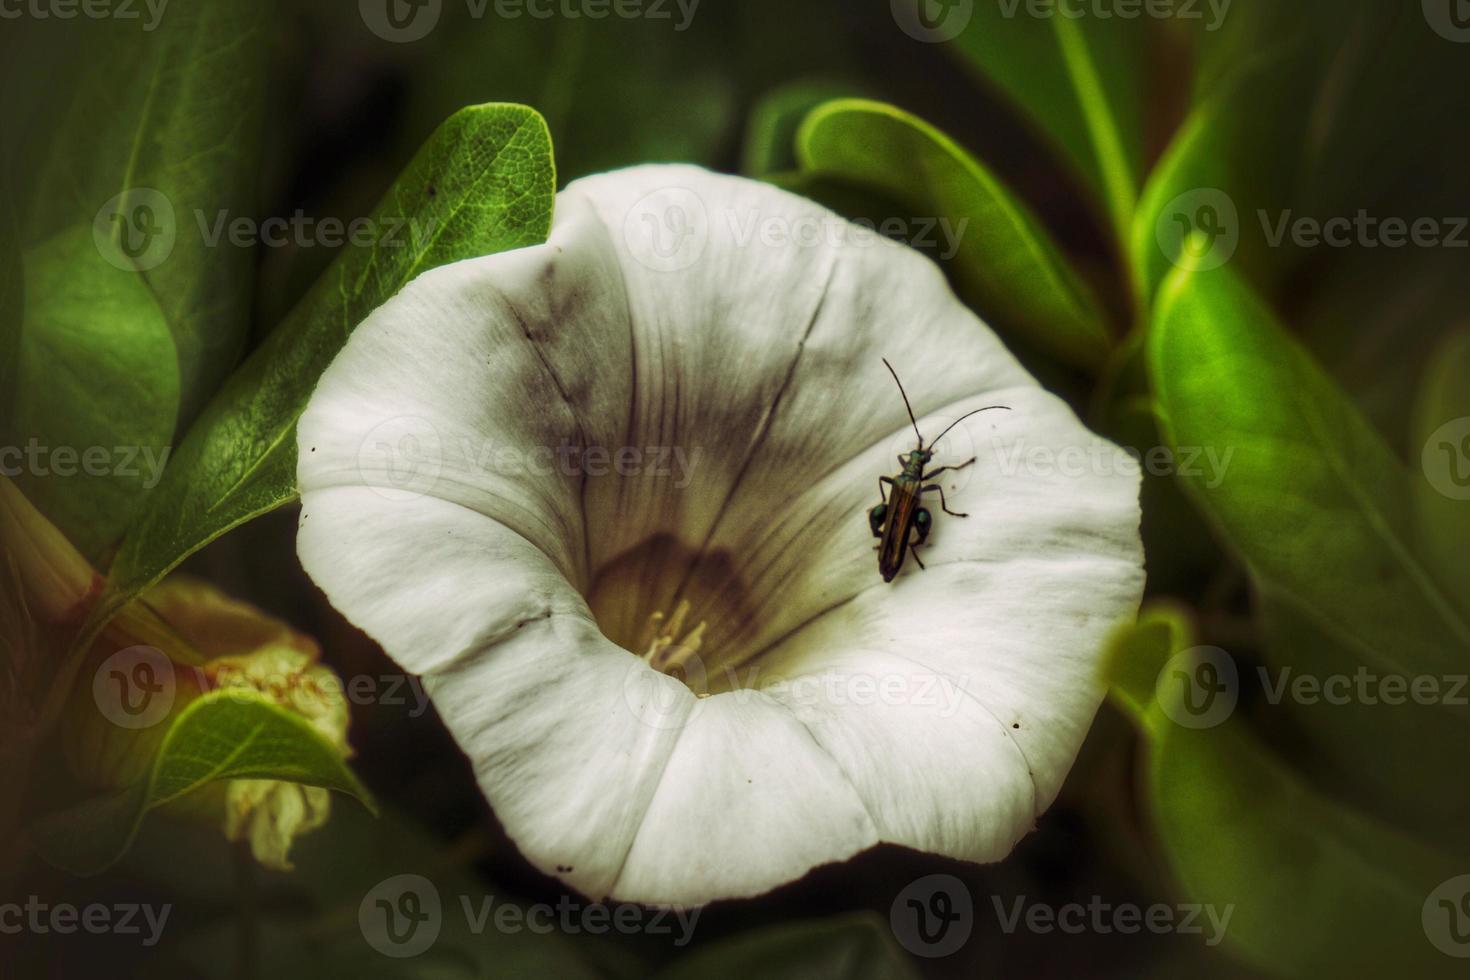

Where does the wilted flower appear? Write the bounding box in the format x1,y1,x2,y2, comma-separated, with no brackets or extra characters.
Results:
295,165,1145,905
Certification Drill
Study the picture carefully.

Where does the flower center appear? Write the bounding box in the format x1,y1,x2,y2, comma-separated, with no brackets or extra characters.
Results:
586,534,758,693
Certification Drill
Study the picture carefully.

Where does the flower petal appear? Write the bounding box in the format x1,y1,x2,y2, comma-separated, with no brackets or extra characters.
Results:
297,164,1143,905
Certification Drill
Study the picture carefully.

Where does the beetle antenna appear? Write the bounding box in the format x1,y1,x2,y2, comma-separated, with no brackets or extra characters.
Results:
882,359,925,448
930,406,1011,449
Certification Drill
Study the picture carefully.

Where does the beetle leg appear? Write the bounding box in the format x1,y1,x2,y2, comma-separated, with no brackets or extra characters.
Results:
925,457,976,480
911,545,926,570
878,475,895,503
922,484,968,518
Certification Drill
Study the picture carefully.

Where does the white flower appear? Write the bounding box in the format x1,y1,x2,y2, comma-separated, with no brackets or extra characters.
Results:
295,165,1144,907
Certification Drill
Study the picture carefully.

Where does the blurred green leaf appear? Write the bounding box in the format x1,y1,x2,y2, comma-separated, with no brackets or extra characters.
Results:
742,79,864,177
3,226,177,560
104,104,556,612
948,8,1147,239
1108,609,1462,980
404,13,734,186
1136,1,1470,304
24,0,272,425
797,98,1112,370
32,688,374,876
1413,329,1470,618
653,912,917,980
1149,254,1470,834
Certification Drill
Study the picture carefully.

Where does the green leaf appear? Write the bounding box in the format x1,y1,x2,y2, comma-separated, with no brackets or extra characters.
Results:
24,0,272,425
742,79,863,177
797,99,1112,370
1414,329,1470,619
32,688,375,877
104,104,556,610
1107,612,1461,980
948,8,1146,239
653,913,917,980
404,12,734,185
1149,255,1470,832
3,226,178,560
1134,1,1470,304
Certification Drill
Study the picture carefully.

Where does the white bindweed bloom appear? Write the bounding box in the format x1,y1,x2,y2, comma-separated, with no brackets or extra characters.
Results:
295,165,1144,907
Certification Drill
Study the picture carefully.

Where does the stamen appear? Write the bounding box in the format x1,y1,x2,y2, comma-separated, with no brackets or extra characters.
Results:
640,599,708,674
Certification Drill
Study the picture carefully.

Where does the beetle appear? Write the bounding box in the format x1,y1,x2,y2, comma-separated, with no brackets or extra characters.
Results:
869,359,1010,582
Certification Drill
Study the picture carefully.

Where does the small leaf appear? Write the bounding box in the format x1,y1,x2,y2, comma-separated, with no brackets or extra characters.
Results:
104,103,556,611
797,99,1112,370
653,912,917,980
1149,256,1470,833
33,688,374,876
